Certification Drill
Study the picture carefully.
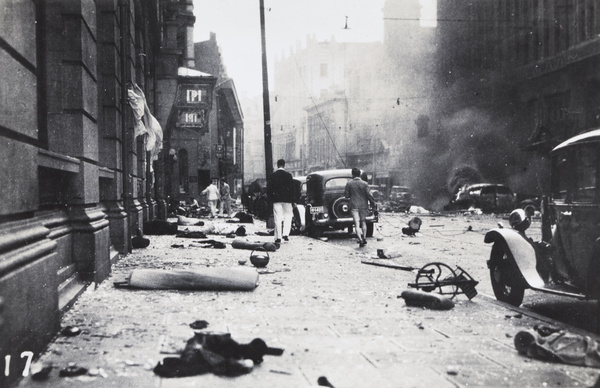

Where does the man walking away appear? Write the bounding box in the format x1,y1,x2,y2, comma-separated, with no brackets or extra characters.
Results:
219,178,232,217
267,159,295,244
344,168,377,247
201,178,220,218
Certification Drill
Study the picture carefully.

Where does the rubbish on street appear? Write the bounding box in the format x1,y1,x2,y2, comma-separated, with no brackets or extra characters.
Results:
30,363,53,381
176,230,208,239
114,268,260,291
399,289,455,310
402,217,422,236
61,325,81,336
376,247,403,259
361,259,417,271
189,320,209,330
177,215,205,226
250,250,270,268
143,220,178,235
318,375,336,387
238,259,247,265
154,332,283,378
132,228,150,249
408,262,478,300
195,239,227,249
232,238,278,251
59,363,88,377
231,212,254,223
514,328,600,368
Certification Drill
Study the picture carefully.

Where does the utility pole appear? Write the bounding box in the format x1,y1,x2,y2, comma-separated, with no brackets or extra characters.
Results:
259,0,273,178
259,0,274,228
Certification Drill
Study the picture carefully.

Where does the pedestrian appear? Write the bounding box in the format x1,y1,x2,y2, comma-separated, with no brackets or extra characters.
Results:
201,178,220,218
267,159,295,245
344,167,377,247
219,178,232,217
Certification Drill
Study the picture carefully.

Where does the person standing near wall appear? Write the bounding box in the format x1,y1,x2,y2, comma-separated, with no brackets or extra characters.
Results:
267,159,295,245
219,178,232,217
201,178,220,218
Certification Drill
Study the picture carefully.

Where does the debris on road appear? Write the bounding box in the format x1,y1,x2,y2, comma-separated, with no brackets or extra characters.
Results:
402,217,422,236
408,262,479,300
132,228,150,248
232,238,278,252
399,289,455,310
514,328,600,368
361,259,417,271
154,332,283,378
114,267,260,291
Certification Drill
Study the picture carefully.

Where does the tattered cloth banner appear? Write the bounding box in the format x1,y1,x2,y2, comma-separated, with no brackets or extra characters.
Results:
127,83,163,161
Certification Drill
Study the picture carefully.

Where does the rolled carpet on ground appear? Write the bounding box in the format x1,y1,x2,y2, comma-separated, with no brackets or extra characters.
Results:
126,267,260,291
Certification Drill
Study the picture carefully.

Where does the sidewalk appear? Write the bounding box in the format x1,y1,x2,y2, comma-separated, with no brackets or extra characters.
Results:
15,217,600,387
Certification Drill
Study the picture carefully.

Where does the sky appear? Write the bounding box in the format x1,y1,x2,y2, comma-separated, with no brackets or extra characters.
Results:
193,0,388,98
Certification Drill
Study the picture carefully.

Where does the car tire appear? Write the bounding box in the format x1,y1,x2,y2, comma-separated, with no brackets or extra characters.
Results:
489,241,525,307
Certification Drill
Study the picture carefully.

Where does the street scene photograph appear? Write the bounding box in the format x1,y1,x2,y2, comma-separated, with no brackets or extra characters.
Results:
2,0,600,387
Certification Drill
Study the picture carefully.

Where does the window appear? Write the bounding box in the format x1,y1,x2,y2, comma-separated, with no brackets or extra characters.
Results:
574,145,597,202
325,177,351,189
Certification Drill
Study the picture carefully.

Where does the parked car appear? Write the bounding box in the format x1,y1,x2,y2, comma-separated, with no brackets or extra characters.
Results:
304,169,378,238
484,128,600,306
452,183,515,213
389,186,413,211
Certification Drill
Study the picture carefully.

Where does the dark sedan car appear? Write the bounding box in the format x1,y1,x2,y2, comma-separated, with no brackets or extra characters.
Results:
452,183,516,213
304,169,378,238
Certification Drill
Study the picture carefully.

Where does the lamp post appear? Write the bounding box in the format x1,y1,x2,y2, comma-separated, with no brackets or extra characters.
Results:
372,124,378,184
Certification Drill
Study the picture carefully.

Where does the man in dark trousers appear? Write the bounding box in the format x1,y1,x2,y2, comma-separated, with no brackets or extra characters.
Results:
344,167,377,247
267,159,295,245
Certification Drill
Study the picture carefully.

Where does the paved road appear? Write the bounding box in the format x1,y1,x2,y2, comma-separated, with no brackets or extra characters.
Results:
13,213,600,388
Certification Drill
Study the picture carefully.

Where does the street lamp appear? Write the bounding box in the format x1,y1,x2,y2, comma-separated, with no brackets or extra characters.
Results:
372,124,378,184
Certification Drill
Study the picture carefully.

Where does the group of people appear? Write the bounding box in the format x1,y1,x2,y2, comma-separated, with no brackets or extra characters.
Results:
267,159,376,248
188,178,233,218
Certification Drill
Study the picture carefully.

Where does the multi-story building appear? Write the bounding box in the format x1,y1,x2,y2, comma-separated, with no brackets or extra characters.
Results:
428,0,600,199
0,2,241,385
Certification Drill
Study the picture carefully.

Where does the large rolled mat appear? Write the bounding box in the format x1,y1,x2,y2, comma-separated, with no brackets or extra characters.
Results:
127,268,260,291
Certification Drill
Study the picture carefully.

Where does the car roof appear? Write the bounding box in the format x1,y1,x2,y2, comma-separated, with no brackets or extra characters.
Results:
552,128,600,153
464,183,508,189
307,169,354,179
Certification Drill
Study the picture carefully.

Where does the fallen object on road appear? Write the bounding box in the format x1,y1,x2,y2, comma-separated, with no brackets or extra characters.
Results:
144,220,178,235
115,268,259,291
402,217,422,236
154,332,283,378
514,328,600,368
399,289,455,310
232,238,278,252
408,262,479,300
361,259,417,271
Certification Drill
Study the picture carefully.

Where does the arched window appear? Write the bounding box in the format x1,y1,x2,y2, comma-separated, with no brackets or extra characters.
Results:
178,149,189,193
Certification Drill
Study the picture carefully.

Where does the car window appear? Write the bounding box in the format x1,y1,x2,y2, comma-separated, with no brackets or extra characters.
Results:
554,152,571,201
574,145,597,202
496,186,513,195
326,177,352,188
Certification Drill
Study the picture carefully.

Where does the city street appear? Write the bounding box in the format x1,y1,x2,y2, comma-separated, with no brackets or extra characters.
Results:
13,212,600,388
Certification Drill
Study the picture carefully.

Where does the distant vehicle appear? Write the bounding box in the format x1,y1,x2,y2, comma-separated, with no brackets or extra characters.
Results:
452,183,515,213
389,186,413,211
304,169,378,238
485,129,600,306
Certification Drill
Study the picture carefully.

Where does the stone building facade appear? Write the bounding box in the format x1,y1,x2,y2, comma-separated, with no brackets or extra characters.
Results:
0,1,218,385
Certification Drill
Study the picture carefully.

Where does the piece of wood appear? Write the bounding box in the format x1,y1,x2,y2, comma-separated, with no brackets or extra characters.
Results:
361,259,417,271
126,268,259,291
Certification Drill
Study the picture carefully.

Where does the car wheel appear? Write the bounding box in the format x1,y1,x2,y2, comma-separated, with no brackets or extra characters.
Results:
366,222,374,237
489,241,525,306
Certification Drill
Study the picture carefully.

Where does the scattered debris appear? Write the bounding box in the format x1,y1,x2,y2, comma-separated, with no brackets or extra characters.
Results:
59,363,88,377
143,220,178,235
514,328,600,368
114,268,260,291
318,375,336,387
176,230,208,239
132,228,150,248
399,289,455,310
408,262,478,300
238,260,247,266
189,320,209,330
30,363,53,381
231,238,278,252
361,259,417,271
402,217,422,236
446,365,460,375
376,247,403,259
177,215,205,226
154,332,283,378
61,326,81,337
